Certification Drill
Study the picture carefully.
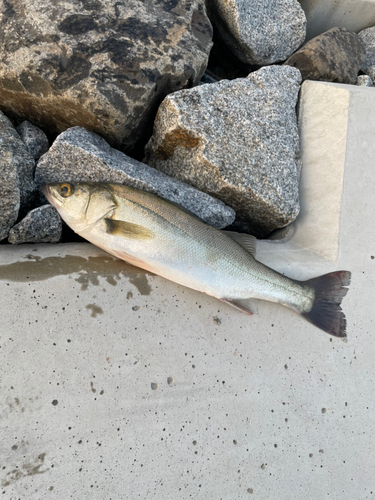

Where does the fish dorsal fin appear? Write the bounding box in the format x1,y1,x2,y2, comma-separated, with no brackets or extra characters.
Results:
105,218,155,240
221,231,257,256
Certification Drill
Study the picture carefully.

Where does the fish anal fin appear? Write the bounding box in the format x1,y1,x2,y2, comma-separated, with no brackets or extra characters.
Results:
105,218,155,240
221,298,257,316
221,231,257,256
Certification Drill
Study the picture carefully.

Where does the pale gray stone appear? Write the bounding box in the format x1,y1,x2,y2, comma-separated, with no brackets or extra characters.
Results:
35,127,235,229
144,66,302,237
357,75,373,86
359,27,375,81
16,121,49,160
0,111,36,241
8,205,62,244
0,0,212,152
206,0,306,65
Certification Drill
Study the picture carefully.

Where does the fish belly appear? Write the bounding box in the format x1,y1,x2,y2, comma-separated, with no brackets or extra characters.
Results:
80,219,312,314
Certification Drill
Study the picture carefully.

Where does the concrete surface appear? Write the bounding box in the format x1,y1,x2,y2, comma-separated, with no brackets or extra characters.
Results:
1,81,375,499
298,0,375,41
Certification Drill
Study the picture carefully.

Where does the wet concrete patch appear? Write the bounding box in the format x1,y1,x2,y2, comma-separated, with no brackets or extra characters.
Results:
85,304,104,317
0,254,152,295
1,453,48,487
129,273,152,296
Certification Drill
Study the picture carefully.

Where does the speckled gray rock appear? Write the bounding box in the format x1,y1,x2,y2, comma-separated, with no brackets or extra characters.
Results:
144,66,302,237
16,121,49,160
0,111,36,241
359,27,375,81
0,0,212,152
8,205,62,244
357,75,373,87
206,0,306,65
285,28,366,84
35,127,235,229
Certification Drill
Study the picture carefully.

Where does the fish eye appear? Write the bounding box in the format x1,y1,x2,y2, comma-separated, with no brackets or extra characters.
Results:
60,183,74,197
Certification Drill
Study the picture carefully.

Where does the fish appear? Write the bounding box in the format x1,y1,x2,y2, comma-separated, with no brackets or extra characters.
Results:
43,182,351,340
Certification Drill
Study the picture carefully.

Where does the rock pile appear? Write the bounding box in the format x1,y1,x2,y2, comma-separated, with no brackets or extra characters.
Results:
35,127,235,229
0,0,374,244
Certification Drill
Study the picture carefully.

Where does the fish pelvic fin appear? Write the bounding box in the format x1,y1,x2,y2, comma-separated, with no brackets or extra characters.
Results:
221,298,257,316
298,271,351,340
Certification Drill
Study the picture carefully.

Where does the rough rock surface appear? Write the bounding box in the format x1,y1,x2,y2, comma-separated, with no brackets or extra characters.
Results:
0,111,36,241
144,66,302,237
285,28,366,84
359,27,375,81
35,127,235,229
0,0,212,152
8,205,62,244
206,0,306,65
16,121,49,160
357,75,373,87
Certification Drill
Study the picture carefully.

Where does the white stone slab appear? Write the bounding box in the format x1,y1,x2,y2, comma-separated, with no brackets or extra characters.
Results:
260,80,350,263
259,81,375,271
1,82,375,499
298,0,375,40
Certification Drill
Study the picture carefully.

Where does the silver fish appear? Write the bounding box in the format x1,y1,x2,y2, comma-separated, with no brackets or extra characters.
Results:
43,182,351,340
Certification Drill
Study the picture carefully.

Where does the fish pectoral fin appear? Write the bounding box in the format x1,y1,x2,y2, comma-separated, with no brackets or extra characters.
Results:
104,218,155,240
221,231,257,257
221,298,257,316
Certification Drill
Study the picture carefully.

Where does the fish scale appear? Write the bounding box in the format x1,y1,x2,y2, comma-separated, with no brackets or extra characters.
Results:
105,188,306,305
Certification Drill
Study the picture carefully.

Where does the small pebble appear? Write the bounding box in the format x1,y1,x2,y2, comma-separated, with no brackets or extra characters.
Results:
212,316,222,325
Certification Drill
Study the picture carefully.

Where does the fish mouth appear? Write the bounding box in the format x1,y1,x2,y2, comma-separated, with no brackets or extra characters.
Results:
42,184,55,205
42,184,50,198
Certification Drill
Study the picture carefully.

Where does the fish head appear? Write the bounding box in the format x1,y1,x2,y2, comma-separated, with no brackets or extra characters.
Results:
42,182,116,232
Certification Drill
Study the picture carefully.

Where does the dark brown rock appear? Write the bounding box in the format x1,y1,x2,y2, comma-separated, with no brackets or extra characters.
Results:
285,28,366,84
0,0,212,152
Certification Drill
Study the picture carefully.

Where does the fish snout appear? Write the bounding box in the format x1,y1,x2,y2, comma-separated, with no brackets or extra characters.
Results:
42,184,50,199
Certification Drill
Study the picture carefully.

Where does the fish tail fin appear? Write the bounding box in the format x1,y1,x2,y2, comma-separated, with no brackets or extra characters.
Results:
299,271,351,340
